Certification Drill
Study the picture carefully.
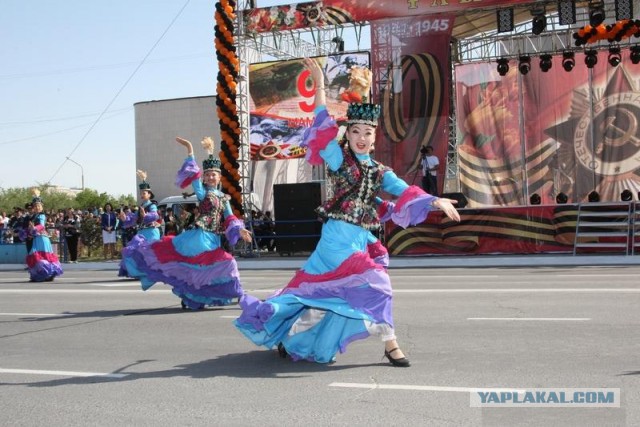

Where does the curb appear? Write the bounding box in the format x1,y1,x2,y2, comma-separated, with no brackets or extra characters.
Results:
1,254,639,271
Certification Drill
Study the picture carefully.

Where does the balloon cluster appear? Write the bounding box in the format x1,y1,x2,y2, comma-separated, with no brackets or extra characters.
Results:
215,0,243,216
574,20,640,46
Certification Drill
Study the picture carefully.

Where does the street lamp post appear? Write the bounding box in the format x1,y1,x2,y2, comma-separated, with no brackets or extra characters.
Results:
66,157,84,190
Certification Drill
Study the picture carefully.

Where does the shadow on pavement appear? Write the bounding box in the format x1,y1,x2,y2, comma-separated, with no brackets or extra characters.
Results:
3,351,384,388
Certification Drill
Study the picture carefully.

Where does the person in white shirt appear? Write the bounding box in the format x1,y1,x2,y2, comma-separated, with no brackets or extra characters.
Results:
0,211,8,243
420,145,440,196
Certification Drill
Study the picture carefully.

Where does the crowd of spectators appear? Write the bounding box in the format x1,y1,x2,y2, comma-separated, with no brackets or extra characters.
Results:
0,205,151,262
0,204,282,260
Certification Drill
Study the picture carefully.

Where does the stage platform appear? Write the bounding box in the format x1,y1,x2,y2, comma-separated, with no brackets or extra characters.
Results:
384,203,639,256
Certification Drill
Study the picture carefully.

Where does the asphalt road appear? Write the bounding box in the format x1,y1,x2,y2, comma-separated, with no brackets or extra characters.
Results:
1,266,639,426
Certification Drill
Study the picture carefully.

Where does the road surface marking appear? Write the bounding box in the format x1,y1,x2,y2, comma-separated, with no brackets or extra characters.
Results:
392,288,640,293
1,288,639,294
0,368,127,379
467,317,590,321
329,382,525,393
0,289,171,294
0,312,71,317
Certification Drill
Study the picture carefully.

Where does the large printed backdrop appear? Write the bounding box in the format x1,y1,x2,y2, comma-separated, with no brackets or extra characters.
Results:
456,50,640,207
249,53,370,161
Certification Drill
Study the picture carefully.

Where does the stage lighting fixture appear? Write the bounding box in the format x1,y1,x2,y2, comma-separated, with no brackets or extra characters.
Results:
556,192,569,204
519,56,531,75
621,189,633,201
608,47,622,66
530,193,542,205
589,1,606,26
496,58,510,76
531,8,547,35
630,46,640,64
588,190,601,203
562,51,576,71
539,54,553,72
497,8,514,33
558,0,577,25
584,50,598,69
615,0,633,21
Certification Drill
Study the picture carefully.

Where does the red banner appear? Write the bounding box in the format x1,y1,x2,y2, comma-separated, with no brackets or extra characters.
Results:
323,0,534,22
245,2,326,34
371,15,454,193
244,0,532,33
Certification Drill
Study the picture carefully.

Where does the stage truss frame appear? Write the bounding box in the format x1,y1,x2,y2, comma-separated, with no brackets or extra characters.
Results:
232,0,638,212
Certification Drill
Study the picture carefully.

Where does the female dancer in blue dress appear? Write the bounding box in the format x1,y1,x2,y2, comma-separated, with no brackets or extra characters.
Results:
25,189,63,282
235,58,461,366
128,136,252,310
118,170,161,278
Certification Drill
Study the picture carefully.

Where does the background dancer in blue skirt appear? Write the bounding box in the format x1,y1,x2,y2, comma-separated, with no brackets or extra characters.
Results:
127,136,252,310
26,189,63,282
235,58,461,366
118,170,161,278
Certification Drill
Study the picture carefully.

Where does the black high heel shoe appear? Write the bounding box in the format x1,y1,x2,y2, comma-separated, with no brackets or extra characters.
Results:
384,347,411,367
277,342,288,359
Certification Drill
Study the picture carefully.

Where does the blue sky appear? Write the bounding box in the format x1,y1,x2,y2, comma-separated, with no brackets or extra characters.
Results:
0,0,283,196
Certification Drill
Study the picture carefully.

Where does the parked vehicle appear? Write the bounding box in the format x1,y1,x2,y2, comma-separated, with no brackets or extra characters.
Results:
157,195,198,217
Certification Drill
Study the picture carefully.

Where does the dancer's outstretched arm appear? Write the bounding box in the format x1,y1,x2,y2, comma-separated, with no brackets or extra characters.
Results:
175,137,193,156
303,57,326,108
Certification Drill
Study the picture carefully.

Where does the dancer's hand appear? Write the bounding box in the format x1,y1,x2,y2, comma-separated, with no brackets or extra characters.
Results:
303,57,324,84
175,137,193,156
433,198,461,222
240,228,252,243
302,57,326,107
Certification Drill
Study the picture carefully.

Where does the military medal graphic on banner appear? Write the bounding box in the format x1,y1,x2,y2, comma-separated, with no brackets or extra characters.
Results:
546,67,640,201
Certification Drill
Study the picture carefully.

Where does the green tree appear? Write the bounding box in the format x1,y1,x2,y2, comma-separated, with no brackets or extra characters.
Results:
74,189,111,211
0,186,134,214
114,194,136,209
0,187,31,212
40,188,75,212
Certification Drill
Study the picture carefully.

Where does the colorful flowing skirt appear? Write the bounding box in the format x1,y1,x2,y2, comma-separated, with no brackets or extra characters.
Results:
118,228,160,278
26,235,63,282
235,220,393,363
130,228,244,309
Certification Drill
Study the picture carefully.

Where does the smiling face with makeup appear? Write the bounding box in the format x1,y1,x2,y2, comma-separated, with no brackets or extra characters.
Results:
346,123,376,155
203,169,221,187
140,190,152,202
